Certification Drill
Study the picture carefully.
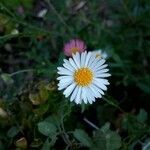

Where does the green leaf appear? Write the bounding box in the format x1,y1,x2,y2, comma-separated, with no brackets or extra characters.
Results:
137,82,150,94
73,129,93,147
100,122,110,133
92,123,121,150
38,121,57,136
42,136,57,150
92,130,106,150
136,109,147,123
122,114,147,134
7,126,20,138
0,140,4,150
45,115,60,128
1,73,14,84
41,138,51,150
34,103,49,116
105,131,121,150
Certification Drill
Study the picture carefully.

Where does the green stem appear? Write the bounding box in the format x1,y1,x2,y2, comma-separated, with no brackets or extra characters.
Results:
103,97,125,113
46,0,72,33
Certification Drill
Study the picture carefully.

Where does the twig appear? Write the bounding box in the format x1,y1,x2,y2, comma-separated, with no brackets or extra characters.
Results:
83,117,99,130
10,69,33,76
61,116,72,147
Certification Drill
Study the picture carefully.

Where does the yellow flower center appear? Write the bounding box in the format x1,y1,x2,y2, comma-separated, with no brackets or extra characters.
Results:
74,68,93,86
71,47,80,54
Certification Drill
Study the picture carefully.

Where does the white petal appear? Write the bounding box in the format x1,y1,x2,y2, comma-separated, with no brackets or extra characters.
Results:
92,59,106,70
58,80,73,90
98,59,106,66
91,83,104,95
63,83,76,97
88,87,96,102
89,85,101,98
69,58,78,69
85,52,92,67
73,52,80,68
57,67,64,71
97,69,109,73
86,88,94,104
95,78,110,85
99,64,108,69
81,51,86,67
95,73,111,78
96,69,109,74
63,61,74,72
75,87,82,104
57,67,73,75
102,52,108,59
94,64,108,72
70,86,79,102
87,88,95,103
95,64,108,71
81,88,88,104
93,79,107,91
89,57,100,69
57,75,71,80
87,54,95,67
83,87,90,104
59,77,73,84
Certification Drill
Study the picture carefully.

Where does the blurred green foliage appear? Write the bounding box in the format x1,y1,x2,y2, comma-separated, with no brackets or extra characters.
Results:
0,0,150,149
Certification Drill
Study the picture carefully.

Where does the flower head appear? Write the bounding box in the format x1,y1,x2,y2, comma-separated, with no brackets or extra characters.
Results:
63,39,87,56
92,49,108,59
57,51,111,104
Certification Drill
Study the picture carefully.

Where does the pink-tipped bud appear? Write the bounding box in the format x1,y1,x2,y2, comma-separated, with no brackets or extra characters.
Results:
63,39,87,56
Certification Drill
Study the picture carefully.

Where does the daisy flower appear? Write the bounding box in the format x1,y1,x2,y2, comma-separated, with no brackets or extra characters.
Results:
63,39,87,57
92,49,108,59
57,51,111,104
